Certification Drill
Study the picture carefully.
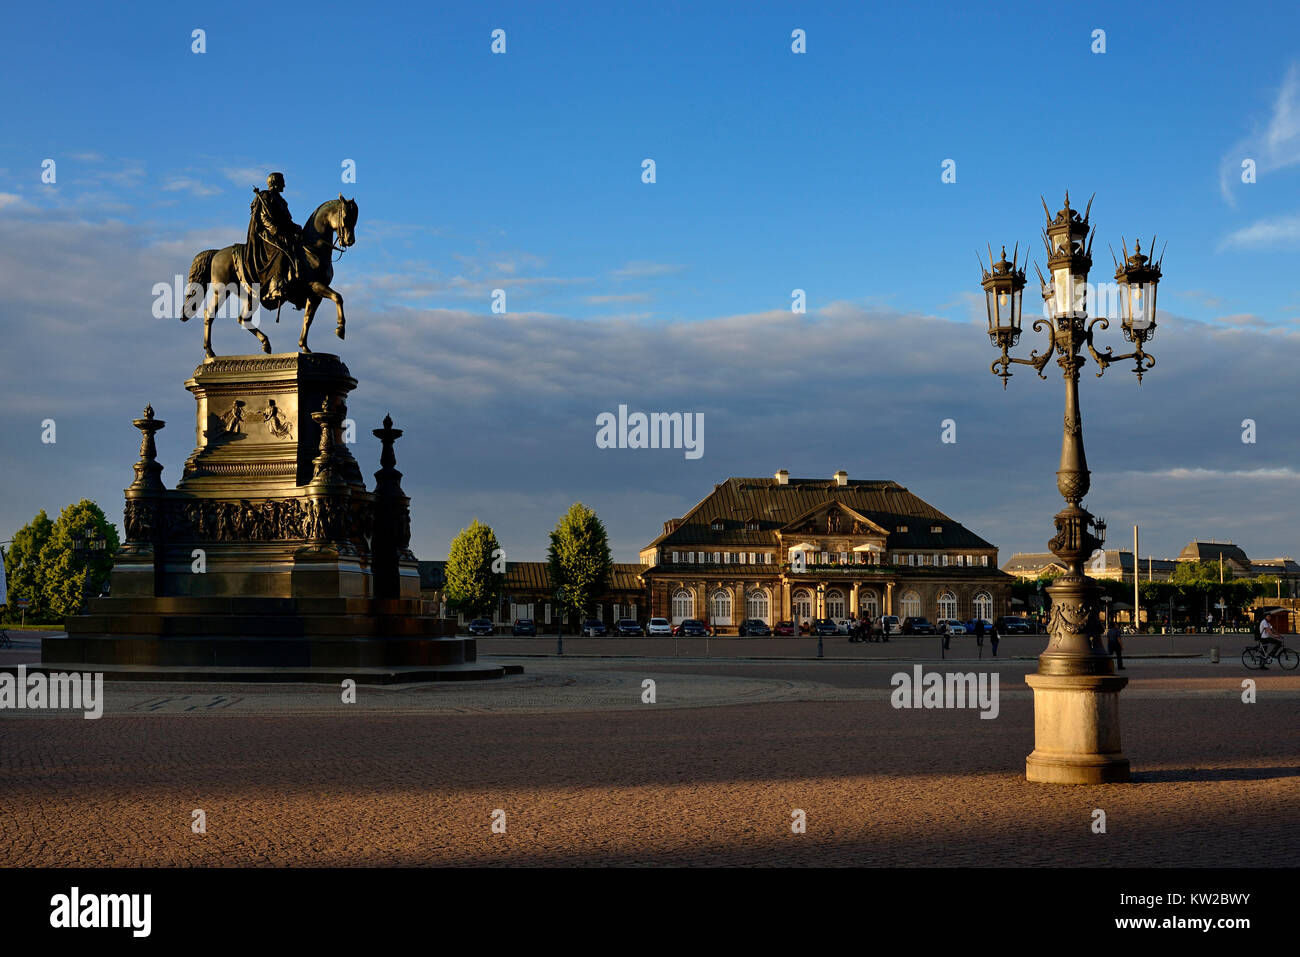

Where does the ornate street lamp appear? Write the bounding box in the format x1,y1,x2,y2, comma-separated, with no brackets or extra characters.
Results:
979,192,1165,785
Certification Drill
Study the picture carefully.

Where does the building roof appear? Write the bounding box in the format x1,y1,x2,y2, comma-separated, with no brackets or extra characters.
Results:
1178,541,1252,566
644,476,995,550
417,560,644,593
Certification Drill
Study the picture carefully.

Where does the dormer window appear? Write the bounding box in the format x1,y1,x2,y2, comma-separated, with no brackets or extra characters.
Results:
710,518,724,531
744,518,760,531
896,525,908,533
931,525,942,533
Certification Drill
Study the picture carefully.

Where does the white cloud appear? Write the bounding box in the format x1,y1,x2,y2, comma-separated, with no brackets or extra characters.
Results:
585,292,652,305
1219,62,1300,206
162,177,222,197
1218,212,1300,250
609,261,685,279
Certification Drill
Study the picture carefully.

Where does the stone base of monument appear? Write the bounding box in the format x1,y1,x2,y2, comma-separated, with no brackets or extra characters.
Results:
48,352,511,683
1024,672,1130,784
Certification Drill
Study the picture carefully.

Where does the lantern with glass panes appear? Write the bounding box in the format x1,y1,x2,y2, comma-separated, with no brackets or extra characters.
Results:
1105,237,1164,382
981,243,1051,389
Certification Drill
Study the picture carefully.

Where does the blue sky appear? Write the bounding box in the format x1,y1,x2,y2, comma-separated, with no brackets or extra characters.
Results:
3,1,1300,565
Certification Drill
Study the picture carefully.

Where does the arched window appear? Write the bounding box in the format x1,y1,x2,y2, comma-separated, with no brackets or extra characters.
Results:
937,591,957,620
671,589,694,624
826,589,846,620
859,590,879,619
746,589,770,623
792,588,812,624
710,589,732,626
973,591,992,622
901,590,921,619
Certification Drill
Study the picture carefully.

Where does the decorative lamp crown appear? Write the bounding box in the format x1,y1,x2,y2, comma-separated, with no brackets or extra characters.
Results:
1041,191,1095,319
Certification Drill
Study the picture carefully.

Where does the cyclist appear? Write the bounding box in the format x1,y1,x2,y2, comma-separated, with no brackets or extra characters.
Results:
1258,615,1284,669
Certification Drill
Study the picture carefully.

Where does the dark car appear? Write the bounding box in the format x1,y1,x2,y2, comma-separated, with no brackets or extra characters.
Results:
901,616,936,635
812,618,839,637
467,618,494,636
774,620,796,636
674,618,710,637
616,618,644,636
995,615,1032,635
511,618,536,636
738,619,772,636
580,619,607,637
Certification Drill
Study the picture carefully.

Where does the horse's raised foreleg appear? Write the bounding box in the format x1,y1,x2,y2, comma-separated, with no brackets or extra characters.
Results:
309,281,345,341
238,283,272,354
299,295,320,353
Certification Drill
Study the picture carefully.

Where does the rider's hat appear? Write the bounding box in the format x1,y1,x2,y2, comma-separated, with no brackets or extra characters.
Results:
266,172,285,189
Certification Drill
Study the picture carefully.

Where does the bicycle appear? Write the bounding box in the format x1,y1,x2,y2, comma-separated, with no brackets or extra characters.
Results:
1242,638,1299,670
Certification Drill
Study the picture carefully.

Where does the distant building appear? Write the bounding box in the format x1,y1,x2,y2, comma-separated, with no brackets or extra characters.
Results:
419,560,647,631
638,471,1011,628
1003,540,1300,597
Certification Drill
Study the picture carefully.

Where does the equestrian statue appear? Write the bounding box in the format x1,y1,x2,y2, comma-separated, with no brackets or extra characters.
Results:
183,172,358,357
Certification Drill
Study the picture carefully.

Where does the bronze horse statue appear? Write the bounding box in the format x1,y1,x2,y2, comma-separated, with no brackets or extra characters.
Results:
183,195,358,357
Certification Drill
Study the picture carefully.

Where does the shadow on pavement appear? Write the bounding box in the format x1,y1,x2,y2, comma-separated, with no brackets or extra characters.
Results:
1134,766,1300,783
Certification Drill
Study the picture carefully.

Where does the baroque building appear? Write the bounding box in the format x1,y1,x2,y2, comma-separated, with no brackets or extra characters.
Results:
638,471,1011,628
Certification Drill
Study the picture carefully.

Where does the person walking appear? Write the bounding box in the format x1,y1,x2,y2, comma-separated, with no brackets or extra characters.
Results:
1106,619,1125,670
974,617,985,655
990,620,1000,657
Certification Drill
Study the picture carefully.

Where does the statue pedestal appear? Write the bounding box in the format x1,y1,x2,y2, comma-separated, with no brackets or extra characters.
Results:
48,353,504,680
1025,672,1130,784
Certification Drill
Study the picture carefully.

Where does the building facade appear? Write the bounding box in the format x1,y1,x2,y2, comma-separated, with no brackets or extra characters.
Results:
638,470,1012,629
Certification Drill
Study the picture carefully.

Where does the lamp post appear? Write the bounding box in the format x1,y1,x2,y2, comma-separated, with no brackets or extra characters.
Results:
816,581,826,658
72,522,108,606
979,192,1165,785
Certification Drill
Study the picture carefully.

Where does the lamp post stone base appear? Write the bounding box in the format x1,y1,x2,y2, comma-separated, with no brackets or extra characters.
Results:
1025,672,1130,784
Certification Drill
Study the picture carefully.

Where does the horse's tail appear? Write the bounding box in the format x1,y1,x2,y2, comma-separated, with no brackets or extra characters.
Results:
183,249,218,319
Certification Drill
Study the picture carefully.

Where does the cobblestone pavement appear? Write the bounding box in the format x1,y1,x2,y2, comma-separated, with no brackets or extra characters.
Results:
0,655,1295,866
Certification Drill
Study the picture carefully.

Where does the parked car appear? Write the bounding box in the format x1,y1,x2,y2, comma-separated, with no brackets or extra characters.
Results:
773,620,796,636
901,616,936,635
937,618,966,635
834,618,856,635
647,617,672,636
811,618,839,636
995,615,1032,635
876,615,900,636
965,618,994,634
738,619,772,636
511,618,536,636
467,618,494,636
616,618,644,636
674,618,710,637
580,619,607,637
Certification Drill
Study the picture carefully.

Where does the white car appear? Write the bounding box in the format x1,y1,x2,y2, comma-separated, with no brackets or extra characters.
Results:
835,619,855,634
938,619,967,635
647,617,673,636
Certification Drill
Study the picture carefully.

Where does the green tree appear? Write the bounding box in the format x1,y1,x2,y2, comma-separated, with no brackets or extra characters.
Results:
547,502,612,632
1171,560,1232,583
42,500,120,618
3,501,118,623
444,519,504,620
3,510,54,623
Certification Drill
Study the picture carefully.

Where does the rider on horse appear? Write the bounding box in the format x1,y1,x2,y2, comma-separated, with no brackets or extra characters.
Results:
246,172,304,311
